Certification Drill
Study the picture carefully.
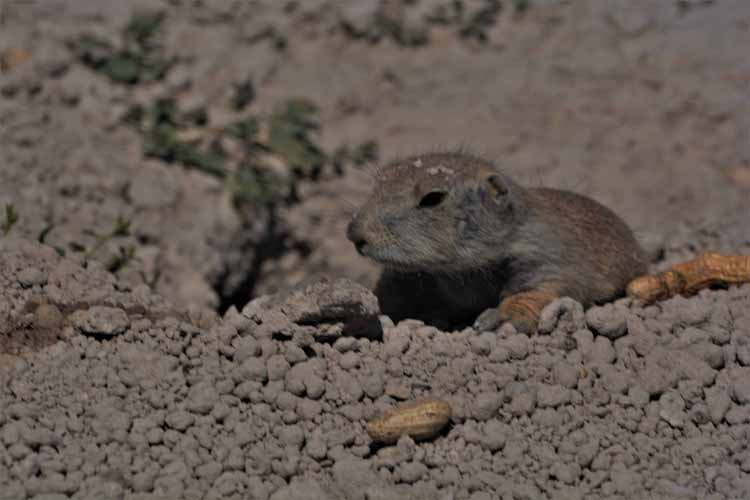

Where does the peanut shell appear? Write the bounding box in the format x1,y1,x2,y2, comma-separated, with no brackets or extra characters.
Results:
367,398,452,444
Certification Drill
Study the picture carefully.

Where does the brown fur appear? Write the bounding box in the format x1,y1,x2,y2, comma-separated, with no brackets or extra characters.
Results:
347,151,648,332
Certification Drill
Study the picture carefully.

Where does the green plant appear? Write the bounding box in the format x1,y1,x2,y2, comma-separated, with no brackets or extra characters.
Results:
124,10,165,47
70,9,173,84
459,0,502,42
229,165,288,208
351,140,379,166
140,268,162,290
63,216,136,274
106,245,137,274
425,1,464,25
341,9,429,47
84,215,132,259
2,204,18,236
225,117,260,144
125,88,378,209
129,98,229,178
425,0,513,43
38,224,66,256
37,223,54,244
267,99,326,178
331,141,380,174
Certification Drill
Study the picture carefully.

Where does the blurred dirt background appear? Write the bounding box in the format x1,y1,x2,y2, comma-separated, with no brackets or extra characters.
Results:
2,0,749,313
2,1,750,499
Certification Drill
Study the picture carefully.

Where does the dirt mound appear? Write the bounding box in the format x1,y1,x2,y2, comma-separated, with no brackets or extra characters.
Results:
3,0,750,498
1,231,750,499
0,237,189,359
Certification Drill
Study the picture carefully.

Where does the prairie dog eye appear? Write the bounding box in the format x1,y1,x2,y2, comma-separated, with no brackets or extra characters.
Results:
418,191,447,208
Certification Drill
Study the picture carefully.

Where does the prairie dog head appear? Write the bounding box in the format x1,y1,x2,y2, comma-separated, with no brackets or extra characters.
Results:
346,152,526,273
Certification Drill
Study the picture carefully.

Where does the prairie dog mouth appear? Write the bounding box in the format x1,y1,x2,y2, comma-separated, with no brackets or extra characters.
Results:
362,246,426,272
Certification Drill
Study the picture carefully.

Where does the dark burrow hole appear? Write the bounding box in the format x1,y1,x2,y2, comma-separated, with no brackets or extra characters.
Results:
214,206,312,315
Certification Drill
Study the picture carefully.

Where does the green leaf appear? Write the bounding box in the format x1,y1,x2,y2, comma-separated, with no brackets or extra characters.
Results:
124,10,166,47
225,117,260,142
152,98,178,126
2,204,18,236
229,166,287,206
70,34,114,68
459,0,502,42
102,52,141,83
143,123,180,160
112,216,131,237
173,143,228,178
38,224,54,244
352,140,379,166
71,11,171,85
267,99,326,176
107,245,137,273
138,55,174,82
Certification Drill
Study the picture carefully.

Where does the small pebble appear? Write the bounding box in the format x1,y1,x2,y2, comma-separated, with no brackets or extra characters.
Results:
267,355,291,381
333,337,357,353
731,370,750,404
506,334,530,360
399,462,428,484
187,382,219,414
18,267,47,287
70,306,129,337
588,336,616,365
473,392,503,420
537,384,571,408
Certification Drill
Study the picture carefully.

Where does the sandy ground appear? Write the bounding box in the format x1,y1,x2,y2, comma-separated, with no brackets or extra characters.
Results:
1,0,750,499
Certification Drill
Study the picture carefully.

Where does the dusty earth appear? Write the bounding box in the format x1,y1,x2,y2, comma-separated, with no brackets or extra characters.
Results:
1,0,750,499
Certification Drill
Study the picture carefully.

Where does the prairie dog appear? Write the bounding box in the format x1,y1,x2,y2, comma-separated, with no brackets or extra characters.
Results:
346,151,648,333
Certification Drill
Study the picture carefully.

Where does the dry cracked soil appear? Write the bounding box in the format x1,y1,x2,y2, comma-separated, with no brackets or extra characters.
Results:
1,1,750,499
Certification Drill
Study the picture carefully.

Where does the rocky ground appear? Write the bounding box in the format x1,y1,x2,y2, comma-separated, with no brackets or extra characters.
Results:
1,0,750,499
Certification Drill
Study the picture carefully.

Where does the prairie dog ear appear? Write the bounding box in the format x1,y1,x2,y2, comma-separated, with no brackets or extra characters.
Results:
482,173,509,202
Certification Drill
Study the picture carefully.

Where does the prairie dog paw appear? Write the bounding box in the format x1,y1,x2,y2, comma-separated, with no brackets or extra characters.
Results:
473,308,503,332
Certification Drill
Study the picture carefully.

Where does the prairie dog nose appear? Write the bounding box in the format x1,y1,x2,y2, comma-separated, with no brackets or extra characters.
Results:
346,219,368,255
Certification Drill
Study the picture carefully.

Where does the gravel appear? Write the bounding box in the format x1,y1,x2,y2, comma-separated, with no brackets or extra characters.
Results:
6,233,748,499
2,0,750,498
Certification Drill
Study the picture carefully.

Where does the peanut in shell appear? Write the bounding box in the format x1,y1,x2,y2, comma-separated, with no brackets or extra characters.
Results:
627,252,750,305
367,398,452,444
